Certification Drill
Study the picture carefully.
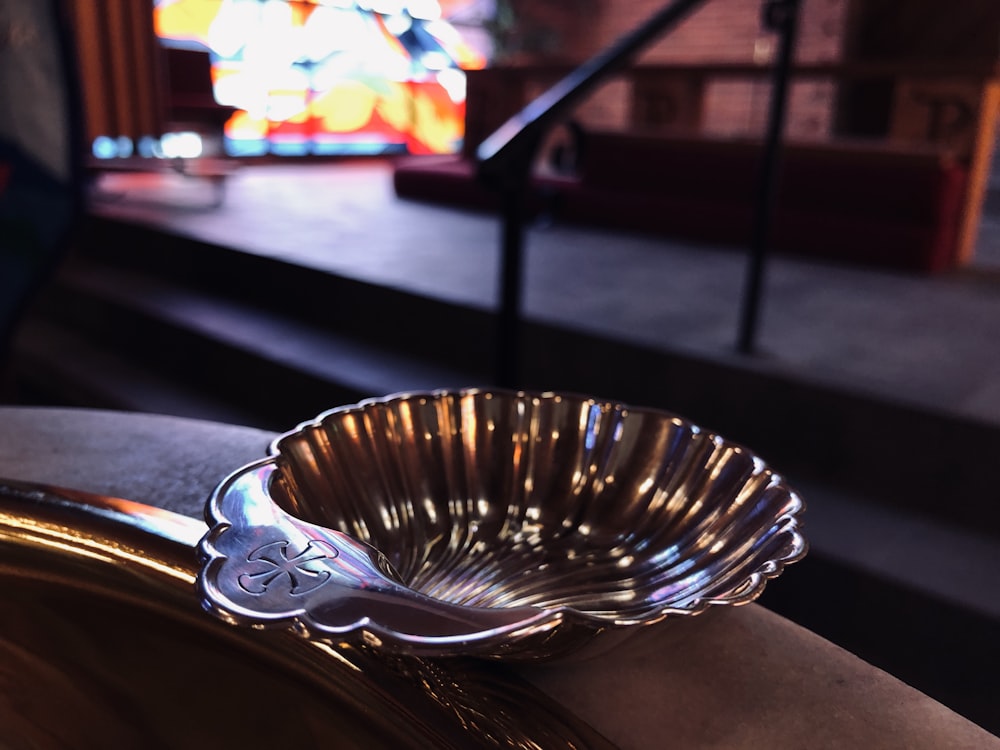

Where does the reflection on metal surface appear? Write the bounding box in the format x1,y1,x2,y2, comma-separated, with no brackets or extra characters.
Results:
200,388,806,660
201,461,563,653
0,479,615,749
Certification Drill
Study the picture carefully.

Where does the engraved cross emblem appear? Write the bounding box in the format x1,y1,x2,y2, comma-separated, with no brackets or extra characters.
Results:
237,539,338,596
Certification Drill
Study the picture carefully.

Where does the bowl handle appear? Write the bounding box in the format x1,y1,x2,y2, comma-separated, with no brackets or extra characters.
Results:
197,460,552,655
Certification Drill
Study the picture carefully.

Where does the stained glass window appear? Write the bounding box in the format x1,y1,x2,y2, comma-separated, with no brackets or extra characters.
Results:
153,0,492,156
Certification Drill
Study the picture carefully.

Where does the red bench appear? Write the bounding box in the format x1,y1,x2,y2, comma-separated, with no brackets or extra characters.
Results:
393,132,968,273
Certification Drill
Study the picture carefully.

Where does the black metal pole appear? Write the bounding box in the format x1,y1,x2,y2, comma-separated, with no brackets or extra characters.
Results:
737,0,801,354
496,183,526,388
479,0,713,388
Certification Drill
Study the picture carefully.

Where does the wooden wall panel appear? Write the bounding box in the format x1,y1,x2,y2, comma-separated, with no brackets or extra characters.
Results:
65,0,111,142
65,0,165,144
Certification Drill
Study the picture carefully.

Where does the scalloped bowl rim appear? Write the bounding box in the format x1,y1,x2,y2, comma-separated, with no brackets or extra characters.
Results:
202,388,808,657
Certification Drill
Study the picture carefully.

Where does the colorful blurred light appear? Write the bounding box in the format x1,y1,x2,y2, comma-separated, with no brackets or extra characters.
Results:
153,0,490,156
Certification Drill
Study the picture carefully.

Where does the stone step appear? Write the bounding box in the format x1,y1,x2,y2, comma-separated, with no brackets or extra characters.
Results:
759,547,1000,736
37,216,1000,541
19,258,481,429
14,317,263,426
77,215,499,374
760,478,1000,735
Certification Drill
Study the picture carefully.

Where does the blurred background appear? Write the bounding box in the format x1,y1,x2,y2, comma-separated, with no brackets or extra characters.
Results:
2,0,1000,737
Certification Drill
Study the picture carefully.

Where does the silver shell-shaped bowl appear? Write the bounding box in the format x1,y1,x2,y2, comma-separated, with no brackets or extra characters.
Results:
199,389,806,660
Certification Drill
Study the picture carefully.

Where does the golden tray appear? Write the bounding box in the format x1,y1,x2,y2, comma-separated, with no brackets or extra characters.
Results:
0,479,612,749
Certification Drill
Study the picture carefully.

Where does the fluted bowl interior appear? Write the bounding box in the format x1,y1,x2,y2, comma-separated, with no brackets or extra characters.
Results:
264,389,805,626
